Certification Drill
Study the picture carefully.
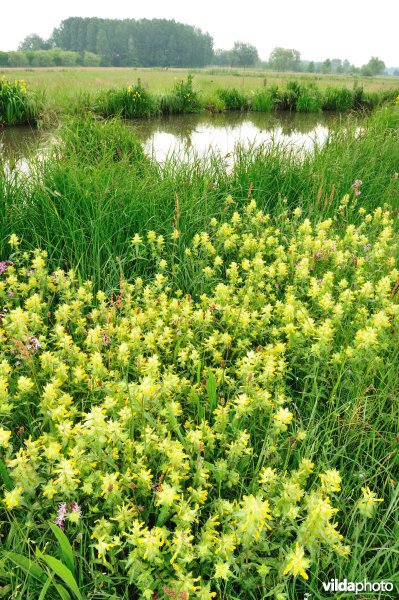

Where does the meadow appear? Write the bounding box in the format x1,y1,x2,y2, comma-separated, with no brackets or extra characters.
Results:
0,75,398,598
1,67,399,123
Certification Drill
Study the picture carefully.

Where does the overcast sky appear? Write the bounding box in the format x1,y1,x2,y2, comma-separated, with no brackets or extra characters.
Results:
2,0,398,66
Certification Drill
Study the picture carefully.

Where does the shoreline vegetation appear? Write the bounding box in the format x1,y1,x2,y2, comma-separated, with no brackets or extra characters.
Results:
1,71,399,126
0,103,399,598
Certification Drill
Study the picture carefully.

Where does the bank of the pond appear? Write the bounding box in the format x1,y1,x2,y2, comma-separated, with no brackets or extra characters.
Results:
1,72,399,126
1,105,398,292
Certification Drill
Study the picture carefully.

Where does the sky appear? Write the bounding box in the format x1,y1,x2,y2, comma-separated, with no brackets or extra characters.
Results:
2,0,398,66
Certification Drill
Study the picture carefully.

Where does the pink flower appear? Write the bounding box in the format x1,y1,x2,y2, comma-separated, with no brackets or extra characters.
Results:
352,179,363,188
55,502,67,529
70,501,81,517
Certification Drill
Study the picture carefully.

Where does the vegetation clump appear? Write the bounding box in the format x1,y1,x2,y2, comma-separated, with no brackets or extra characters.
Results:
0,75,41,126
1,196,397,597
97,82,156,119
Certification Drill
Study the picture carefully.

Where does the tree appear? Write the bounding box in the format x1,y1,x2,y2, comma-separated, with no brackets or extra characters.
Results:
268,47,301,71
82,51,101,67
307,61,315,73
0,51,9,66
18,33,49,51
230,41,259,67
361,56,385,76
40,17,214,68
7,52,29,67
96,29,112,66
213,49,232,66
322,58,332,74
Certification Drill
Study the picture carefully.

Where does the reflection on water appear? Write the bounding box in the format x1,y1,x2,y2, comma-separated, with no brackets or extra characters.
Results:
0,127,46,163
129,112,344,162
1,112,351,167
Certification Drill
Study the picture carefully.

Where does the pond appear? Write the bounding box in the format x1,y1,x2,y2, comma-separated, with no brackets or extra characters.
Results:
0,111,349,167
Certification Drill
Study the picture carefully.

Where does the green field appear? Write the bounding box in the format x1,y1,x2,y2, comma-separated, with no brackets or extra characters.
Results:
2,67,399,118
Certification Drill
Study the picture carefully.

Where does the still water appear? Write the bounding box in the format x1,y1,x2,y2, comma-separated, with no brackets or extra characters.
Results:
0,111,345,166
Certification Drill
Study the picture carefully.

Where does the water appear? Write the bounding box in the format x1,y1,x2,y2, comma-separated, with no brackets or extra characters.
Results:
0,112,344,167
130,111,340,162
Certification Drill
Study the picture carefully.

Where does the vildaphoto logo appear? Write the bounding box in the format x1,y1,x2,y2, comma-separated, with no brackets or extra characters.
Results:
322,579,394,594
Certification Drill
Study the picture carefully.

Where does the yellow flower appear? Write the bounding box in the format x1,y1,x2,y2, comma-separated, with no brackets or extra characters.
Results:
0,427,11,448
319,469,342,493
3,486,23,510
357,487,383,517
283,543,310,580
8,234,20,248
214,561,231,579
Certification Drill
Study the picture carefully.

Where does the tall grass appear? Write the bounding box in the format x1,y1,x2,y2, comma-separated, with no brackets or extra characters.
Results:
1,105,399,599
93,79,399,118
96,82,155,118
1,106,398,292
0,75,42,126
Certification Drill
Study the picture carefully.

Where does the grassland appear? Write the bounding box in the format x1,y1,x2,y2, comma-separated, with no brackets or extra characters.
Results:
1,66,399,119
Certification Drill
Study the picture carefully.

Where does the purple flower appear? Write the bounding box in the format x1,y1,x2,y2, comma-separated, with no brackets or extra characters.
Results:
354,189,361,196
352,179,363,188
8,290,14,298
0,261,12,275
70,501,81,516
55,502,67,529
27,337,41,352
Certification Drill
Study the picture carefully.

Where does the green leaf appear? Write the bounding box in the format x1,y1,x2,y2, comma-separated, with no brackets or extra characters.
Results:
0,458,13,491
6,552,47,584
36,550,83,600
206,372,217,413
38,572,54,600
54,583,72,600
49,523,76,577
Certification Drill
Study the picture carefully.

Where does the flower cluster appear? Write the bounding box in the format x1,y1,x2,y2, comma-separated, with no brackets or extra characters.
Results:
0,197,395,597
0,75,34,125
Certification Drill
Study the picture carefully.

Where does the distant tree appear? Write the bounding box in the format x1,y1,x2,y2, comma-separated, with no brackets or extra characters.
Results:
331,58,342,73
7,52,29,67
343,59,350,74
82,51,101,67
0,51,9,66
43,17,214,68
322,58,332,74
18,33,51,51
268,47,301,71
393,68,399,77
96,29,112,66
230,41,259,67
213,49,232,66
58,51,80,67
307,61,315,73
31,50,54,67
361,56,385,76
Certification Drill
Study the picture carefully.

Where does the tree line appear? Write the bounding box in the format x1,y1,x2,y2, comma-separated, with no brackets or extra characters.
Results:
0,17,393,75
12,18,214,68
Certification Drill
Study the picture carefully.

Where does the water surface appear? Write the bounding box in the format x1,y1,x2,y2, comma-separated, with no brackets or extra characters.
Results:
0,111,348,166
